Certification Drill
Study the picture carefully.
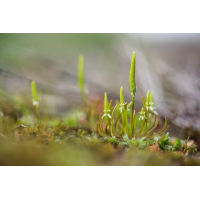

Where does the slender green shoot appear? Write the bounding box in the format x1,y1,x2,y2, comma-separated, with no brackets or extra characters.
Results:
32,81,38,103
78,54,88,105
120,87,125,134
102,93,111,132
104,92,109,112
119,87,129,136
31,81,39,117
130,52,136,120
120,87,125,105
146,90,150,124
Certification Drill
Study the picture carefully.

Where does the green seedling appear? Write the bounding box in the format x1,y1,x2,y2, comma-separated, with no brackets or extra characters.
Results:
130,52,136,119
78,54,89,105
182,136,197,154
172,139,184,151
97,52,171,150
157,133,172,151
31,81,39,117
101,92,112,135
119,87,129,136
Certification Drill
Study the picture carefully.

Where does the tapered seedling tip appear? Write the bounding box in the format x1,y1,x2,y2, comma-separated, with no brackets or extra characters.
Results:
78,54,85,90
120,87,125,104
31,81,38,102
130,52,136,95
146,90,150,103
31,81,35,87
104,92,108,111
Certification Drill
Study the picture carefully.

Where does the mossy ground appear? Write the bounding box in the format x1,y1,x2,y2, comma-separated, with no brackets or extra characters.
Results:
1,96,200,166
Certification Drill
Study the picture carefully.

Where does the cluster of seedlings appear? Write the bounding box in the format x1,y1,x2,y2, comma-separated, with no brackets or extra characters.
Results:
77,52,197,155
0,52,197,157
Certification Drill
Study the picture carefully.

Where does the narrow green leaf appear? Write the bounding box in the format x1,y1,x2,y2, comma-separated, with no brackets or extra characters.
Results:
130,52,136,95
78,54,85,91
97,124,109,137
104,92,108,111
120,87,125,104
156,117,168,135
108,100,112,110
31,81,38,102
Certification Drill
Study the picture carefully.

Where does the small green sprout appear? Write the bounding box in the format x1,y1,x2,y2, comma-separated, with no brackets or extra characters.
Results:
158,133,172,151
96,52,170,149
120,87,125,104
84,51,198,154
172,139,184,151
148,91,157,114
31,81,39,117
119,87,129,114
102,93,111,119
119,87,129,135
182,136,197,154
31,81,39,107
130,52,136,120
78,54,88,105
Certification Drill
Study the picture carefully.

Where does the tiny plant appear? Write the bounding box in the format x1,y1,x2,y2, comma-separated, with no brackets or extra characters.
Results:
31,81,39,117
96,52,173,151
78,54,89,105
77,52,197,153
130,52,136,119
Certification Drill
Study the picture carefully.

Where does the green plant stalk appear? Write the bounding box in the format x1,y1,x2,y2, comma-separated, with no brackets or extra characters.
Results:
120,87,125,105
31,81,39,117
130,109,137,138
120,87,126,135
78,54,89,105
107,100,113,135
131,96,135,117
104,93,109,122
130,113,133,138
141,97,148,128
134,114,137,136
32,81,38,102
104,92,111,135
136,120,145,138
124,107,129,137
131,95,135,134
130,52,136,121
146,90,150,126
116,119,120,131
147,92,155,126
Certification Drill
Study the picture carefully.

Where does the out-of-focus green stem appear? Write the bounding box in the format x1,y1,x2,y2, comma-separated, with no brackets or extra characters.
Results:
78,54,89,106
131,96,135,124
31,81,39,118
122,111,125,135
130,52,136,121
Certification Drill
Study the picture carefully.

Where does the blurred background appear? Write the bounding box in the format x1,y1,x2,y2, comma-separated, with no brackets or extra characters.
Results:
1,33,200,138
